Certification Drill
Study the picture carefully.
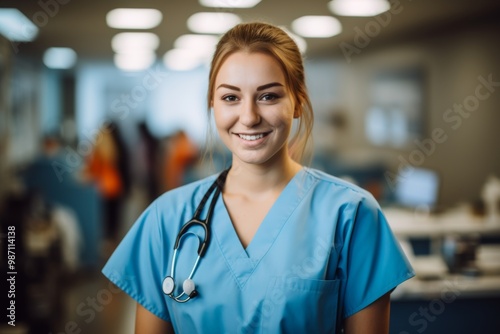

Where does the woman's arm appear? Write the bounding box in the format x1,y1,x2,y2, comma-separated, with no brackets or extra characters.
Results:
135,303,174,334
343,292,391,334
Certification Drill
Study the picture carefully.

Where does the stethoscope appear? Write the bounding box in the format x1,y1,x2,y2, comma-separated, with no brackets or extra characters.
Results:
162,168,230,303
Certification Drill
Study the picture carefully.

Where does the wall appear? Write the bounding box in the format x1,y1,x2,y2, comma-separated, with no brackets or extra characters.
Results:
65,19,500,209
310,20,500,208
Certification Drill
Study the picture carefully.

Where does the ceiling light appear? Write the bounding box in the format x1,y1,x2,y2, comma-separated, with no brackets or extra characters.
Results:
174,34,219,59
163,49,204,71
0,8,38,42
106,8,163,29
114,51,156,72
291,16,342,38
199,0,261,8
111,32,160,53
187,12,241,34
328,0,390,17
279,27,307,54
43,47,77,69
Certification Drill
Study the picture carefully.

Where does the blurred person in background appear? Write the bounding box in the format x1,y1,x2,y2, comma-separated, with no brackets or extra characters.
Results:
83,122,130,244
136,121,161,202
22,134,67,178
162,130,199,192
20,133,78,198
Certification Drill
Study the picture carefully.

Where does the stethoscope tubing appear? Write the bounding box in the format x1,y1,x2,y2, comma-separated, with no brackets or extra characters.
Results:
164,168,230,303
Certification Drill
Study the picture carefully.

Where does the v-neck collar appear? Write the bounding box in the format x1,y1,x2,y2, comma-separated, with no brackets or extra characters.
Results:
211,168,314,288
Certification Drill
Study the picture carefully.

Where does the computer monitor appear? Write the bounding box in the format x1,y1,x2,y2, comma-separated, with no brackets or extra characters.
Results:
394,167,440,210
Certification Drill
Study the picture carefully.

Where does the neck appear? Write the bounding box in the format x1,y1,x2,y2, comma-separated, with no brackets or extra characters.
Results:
225,157,302,197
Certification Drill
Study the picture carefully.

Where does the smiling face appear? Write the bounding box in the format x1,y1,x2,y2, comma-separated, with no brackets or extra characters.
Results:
212,51,297,168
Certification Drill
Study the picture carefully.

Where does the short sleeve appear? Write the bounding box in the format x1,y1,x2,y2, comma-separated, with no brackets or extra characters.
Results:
102,202,170,322
338,195,415,318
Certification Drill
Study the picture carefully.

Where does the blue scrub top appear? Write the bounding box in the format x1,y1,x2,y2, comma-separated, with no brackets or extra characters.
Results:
102,168,414,333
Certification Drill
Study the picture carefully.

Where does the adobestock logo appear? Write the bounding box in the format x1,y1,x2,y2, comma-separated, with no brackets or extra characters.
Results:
385,73,499,191
47,270,135,334
50,65,169,182
242,238,331,333
110,65,170,120
398,277,467,334
339,0,412,64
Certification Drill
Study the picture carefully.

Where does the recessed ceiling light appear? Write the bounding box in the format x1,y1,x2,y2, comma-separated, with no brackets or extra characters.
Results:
187,12,241,34
106,8,163,29
114,51,156,72
0,8,38,42
199,0,261,8
328,0,390,17
292,16,342,38
174,34,219,59
164,49,204,71
111,32,160,53
43,47,77,69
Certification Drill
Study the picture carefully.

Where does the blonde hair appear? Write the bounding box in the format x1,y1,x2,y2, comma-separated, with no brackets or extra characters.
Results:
207,22,314,163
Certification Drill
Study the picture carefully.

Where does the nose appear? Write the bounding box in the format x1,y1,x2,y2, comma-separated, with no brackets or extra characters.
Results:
239,99,261,127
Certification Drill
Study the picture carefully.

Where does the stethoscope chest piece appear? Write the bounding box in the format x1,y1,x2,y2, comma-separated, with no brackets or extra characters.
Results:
163,276,175,295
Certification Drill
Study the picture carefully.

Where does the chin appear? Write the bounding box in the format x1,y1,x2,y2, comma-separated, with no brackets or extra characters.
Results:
234,151,288,167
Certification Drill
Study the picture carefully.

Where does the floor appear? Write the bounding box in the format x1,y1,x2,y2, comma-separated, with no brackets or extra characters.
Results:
0,266,137,334
56,270,136,334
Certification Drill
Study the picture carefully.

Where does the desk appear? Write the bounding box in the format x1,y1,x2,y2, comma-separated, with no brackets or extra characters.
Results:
383,207,500,238
382,208,500,333
383,207,500,300
392,274,500,301
384,207,500,256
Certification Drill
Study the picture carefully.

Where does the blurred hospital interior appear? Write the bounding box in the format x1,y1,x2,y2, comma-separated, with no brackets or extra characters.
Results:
0,0,500,333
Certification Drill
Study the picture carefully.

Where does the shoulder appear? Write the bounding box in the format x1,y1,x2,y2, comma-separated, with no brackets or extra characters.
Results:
300,167,384,236
302,167,377,207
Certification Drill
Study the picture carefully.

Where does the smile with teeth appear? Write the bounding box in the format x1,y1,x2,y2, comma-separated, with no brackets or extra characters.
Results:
238,133,267,141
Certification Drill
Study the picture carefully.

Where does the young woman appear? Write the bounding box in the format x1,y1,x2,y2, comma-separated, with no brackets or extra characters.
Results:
103,22,414,333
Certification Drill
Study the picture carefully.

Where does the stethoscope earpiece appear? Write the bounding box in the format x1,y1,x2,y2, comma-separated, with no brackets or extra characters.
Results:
183,279,196,296
162,169,230,303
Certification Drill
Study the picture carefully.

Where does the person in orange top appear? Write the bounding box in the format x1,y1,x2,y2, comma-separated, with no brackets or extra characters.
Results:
162,130,199,191
83,123,129,241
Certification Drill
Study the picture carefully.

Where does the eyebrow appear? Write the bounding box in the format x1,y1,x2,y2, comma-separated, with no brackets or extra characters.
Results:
216,82,284,91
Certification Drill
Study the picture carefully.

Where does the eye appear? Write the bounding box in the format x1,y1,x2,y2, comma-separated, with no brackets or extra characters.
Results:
260,93,279,101
222,95,238,102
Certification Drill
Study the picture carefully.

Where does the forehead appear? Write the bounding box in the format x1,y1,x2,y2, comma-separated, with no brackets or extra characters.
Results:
215,51,286,88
